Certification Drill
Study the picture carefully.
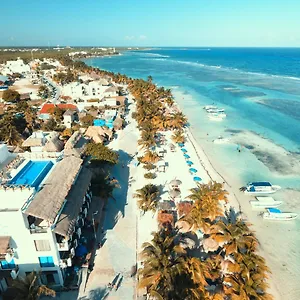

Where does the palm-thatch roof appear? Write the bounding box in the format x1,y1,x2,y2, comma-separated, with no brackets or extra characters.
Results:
0,236,10,260
113,117,123,130
54,168,92,238
175,220,192,233
85,126,113,143
43,132,64,152
22,137,43,147
64,131,82,150
157,210,174,227
177,201,193,218
25,157,83,223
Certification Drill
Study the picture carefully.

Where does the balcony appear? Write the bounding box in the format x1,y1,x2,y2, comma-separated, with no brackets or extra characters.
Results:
30,227,48,234
0,264,20,279
57,240,70,251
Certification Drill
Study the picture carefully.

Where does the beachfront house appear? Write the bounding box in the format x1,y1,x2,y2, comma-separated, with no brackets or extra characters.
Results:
1,59,31,76
103,86,119,98
0,156,95,292
38,103,78,120
22,131,64,153
63,109,78,128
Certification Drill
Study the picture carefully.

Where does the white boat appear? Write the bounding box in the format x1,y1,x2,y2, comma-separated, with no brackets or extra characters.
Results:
250,196,283,209
203,105,217,110
206,108,225,113
213,136,230,144
208,113,226,121
241,182,281,195
263,208,298,221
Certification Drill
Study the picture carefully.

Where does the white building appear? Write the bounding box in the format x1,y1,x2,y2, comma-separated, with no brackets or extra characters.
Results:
2,59,31,76
63,110,77,128
0,156,93,292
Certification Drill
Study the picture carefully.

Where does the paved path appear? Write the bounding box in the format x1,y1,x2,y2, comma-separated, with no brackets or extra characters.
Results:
78,96,140,300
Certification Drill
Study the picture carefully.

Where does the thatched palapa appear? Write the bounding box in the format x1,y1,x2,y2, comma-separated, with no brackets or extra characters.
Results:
54,168,92,237
25,157,83,223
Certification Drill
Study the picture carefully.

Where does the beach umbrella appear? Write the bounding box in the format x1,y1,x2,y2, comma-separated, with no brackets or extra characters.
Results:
169,190,181,198
181,148,187,153
189,168,197,173
169,179,182,186
183,154,190,159
178,143,185,147
193,176,202,182
186,160,193,166
202,238,219,253
175,220,192,233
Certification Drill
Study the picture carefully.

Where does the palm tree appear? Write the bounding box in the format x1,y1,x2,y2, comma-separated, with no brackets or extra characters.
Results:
209,210,258,255
138,229,186,299
140,150,160,164
91,173,118,200
134,184,160,215
168,112,187,130
171,129,185,144
138,130,156,149
12,271,55,300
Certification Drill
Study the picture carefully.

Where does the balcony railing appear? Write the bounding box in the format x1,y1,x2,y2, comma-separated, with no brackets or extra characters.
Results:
57,241,70,251
30,227,48,234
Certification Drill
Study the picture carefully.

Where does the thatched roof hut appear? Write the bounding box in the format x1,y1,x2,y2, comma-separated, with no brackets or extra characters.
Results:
175,220,192,233
64,131,82,150
113,117,123,130
25,157,83,223
22,137,43,147
177,201,193,218
157,210,174,227
43,132,64,152
54,168,92,238
85,126,113,143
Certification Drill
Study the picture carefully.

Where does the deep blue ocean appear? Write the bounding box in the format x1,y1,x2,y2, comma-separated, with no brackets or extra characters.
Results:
84,48,300,189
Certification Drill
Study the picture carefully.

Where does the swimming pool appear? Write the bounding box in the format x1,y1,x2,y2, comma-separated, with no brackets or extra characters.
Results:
93,119,114,129
9,160,54,188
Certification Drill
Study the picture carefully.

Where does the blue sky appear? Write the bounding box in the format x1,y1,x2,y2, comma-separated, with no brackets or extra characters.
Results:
1,0,300,47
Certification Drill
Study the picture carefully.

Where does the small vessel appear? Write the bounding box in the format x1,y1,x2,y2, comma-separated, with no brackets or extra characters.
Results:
263,208,298,221
203,105,217,110
240,182,281,195
213,136,230,144
250,196,283,209
208,113,227,121
206,108,225,113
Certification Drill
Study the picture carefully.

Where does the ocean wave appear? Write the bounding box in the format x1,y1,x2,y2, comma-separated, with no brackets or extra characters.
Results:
140,52,170,58
163,59,300,81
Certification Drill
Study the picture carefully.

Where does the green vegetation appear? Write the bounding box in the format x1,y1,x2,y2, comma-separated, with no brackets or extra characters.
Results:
91,172,117,200
80,114,95,127
144,172,156,179
11,271,55,300
37,85,50,99
2,89,20,102
84,142,119,166
134,184,159,215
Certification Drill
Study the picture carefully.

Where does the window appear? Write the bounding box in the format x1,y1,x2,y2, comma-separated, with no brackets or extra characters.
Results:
38,256,54,268
1,259,16,269
34,240,51,251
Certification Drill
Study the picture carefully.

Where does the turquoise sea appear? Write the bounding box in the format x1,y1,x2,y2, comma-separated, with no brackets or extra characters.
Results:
84,48,300,190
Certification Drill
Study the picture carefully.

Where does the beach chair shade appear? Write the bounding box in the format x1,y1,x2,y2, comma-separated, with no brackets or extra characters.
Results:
193,176,202,182
178,143,185,147
169,190,181,198
202,237,219,253
183,154,190,159
186,160,193,165
189,168,197,173
181,148,187,153
169,179,182,186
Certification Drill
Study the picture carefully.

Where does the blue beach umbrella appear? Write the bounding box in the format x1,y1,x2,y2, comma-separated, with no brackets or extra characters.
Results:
186,160,193,166
183,154,190,159
189,168,197,173
181,148,187,153
193,176,202,182
178,143,185,147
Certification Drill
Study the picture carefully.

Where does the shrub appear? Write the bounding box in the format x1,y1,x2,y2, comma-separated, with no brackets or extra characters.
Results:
143,163,155,171
144,172,156,179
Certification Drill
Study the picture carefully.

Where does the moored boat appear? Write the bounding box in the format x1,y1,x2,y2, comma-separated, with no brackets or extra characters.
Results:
262,208,298,221
240,182,281,195
250,196,283,209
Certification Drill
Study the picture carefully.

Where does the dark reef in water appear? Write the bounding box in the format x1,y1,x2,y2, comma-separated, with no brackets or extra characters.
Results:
256,98,300,121
225,129,244,134
227,89,267,98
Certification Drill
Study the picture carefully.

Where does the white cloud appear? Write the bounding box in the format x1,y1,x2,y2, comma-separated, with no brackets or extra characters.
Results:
139,35,147,40
125,35,135,40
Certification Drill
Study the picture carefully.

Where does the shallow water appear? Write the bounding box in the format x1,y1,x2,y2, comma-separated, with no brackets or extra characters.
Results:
84,48,300,190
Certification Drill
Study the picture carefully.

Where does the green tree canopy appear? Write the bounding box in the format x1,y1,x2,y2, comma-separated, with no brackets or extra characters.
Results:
2,89,20,102
80,114,95,127
85,142,118,165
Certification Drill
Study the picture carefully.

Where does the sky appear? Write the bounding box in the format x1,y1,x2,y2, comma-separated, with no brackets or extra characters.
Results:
1,0,300,47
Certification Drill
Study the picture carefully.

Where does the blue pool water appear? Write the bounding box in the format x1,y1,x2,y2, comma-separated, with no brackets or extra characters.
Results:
9,161,53,188
93,118,114,129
